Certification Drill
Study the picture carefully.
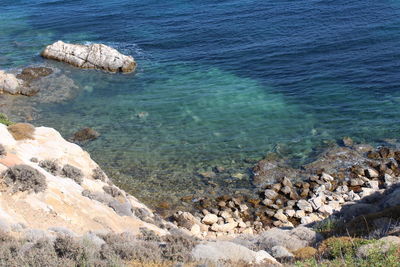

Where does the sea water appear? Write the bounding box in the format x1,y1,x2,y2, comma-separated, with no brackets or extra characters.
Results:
1,0,400,207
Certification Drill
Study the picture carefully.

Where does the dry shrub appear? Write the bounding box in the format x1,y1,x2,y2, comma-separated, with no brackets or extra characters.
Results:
39,160,61,175
3,164,47,193
160,230,198,262
92,167,108,181
21,238,73,267
103,185,122,197
293,246,317,260
101,232,163,263
53,235,84,261
61,164,83,184
7,123,35,140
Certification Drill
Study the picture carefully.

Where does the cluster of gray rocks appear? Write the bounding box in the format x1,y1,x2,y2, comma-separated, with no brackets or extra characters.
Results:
173,143,400,239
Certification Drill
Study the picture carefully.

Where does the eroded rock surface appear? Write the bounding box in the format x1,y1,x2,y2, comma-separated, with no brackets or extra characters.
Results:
0,70,26,95
41,41,137,73
0,124,168,237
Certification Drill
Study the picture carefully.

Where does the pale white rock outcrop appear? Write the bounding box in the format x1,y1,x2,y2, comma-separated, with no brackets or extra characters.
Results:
41,41,137,73
192,241,280,265
0,70,24,95
0,124,167,237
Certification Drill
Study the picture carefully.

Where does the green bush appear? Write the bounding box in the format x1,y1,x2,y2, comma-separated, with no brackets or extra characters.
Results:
0,113,13,126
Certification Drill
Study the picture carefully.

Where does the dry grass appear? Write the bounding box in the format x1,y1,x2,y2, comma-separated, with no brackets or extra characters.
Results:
7,123,35,140
294,247,318,260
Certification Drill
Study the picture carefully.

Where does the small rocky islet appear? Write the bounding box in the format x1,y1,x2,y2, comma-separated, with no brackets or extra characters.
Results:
1,42,400,265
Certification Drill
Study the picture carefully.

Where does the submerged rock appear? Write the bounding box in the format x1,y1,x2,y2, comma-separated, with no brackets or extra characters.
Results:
16,67,53,83
41,41,137,73
71,127,100,143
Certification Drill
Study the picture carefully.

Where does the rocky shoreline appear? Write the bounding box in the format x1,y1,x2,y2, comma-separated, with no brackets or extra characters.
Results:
1,42,400,266
171,140,400,239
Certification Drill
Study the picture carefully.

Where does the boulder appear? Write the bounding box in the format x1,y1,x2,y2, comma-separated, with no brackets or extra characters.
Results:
253,226,320,251
365,168,379,178
0,70,26,95
265,189,279,200
270,245,294,260
274,210,288,222
202,214,219,225
297,200,313,213
41,41,137,73
191,241,280,265
173,211,200,229
210,222,238,232
71,127,100,143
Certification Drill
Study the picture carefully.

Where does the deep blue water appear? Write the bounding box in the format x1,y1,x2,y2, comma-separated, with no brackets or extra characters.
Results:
1,0,400,207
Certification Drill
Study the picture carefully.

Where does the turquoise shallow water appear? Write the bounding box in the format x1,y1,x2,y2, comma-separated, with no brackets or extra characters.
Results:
2,0,400,207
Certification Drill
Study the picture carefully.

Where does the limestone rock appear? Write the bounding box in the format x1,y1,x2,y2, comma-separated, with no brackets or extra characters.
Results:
192,241,280,265
174,211,200,229
210,222,238,232
202,214,219,225
297,199,313,213
270,245,294,260
41,41,137,73
0,124,168,237
274,210,288,222
254,226,320,251
265,189,279,200
0,70,25,95
321,172,334,182
365,168,379,178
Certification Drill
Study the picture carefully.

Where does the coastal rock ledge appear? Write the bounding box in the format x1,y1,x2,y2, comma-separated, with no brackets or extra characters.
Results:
41,41,137,73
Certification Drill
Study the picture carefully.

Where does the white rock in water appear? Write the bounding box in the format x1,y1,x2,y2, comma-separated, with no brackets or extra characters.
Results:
41,41,137,73
0,70,24,95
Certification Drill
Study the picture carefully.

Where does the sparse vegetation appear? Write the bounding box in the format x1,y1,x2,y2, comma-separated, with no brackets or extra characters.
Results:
92,166,108,181
61,164,83,184
313,218,339,234
39,159,61,175
0,113,13,126
103,185,122,197
2,164,47,193
7,123,35,140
